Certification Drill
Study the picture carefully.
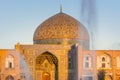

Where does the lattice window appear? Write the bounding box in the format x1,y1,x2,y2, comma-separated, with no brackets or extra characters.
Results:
84,55,91,69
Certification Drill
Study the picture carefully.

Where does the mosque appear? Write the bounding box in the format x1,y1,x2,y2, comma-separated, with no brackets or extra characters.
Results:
0,8,120,80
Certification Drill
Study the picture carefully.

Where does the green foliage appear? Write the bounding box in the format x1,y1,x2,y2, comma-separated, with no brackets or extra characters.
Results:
97,70,106,80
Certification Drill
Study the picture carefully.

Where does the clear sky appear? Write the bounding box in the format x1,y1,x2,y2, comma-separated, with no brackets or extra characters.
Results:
0,0,120,50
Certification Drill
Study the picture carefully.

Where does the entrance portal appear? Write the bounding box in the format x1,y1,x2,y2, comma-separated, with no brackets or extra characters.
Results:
36,52,58,80
42,72,50,80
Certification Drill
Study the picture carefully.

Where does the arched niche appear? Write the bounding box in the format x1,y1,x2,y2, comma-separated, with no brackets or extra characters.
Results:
35,51,58,80
97,53,112,69
5,54,14,69
6,75,14,80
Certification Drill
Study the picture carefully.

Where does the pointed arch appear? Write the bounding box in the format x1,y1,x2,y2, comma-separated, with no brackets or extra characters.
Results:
102,57,105,61
42,72,51,80
36,51,58,80
97,52,112,69
6,75,14,80
36,51,58,66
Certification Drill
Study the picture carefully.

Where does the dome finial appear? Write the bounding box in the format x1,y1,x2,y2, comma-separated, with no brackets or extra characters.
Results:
60,4,62,13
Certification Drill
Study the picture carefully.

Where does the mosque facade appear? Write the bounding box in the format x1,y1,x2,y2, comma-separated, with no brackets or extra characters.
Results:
0,11,120,80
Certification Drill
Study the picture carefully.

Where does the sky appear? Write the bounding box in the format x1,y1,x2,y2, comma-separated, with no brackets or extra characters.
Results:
0,0,120,50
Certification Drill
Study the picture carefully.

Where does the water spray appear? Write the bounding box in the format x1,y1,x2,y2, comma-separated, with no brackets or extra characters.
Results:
80,0,97,80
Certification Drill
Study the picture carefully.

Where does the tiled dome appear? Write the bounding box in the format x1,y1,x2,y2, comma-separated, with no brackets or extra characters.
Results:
33,12,89,45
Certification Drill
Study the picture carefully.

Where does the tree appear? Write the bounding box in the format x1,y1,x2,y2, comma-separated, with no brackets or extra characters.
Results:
97,69,106,80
